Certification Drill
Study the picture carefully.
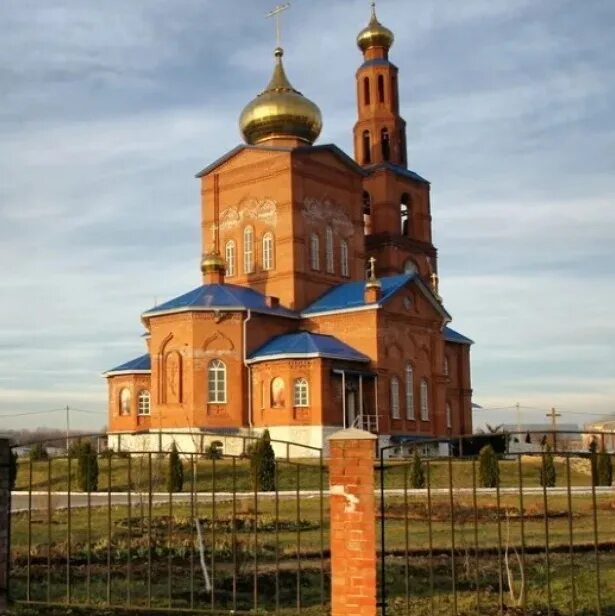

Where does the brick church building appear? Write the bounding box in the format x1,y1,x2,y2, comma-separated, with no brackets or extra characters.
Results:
105,4,473,454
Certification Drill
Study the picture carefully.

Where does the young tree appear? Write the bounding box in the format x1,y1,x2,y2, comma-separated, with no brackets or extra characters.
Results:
77,441,99,492
166,443,184,493
9,450,18,491
29,443,48,461
479,444,500,488
409,449,426,489
539,444,556,488
250,429,276,492
596,447,613,487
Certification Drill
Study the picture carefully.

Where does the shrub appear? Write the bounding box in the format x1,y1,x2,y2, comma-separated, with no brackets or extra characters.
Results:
204,441,223,460
478,444,500,488
9,450,18,490
409,449,425,489
596,447,613,487
539,444,556,488
166,443,184,493
250,429,276,492
77,441,99,492
29,443,48,461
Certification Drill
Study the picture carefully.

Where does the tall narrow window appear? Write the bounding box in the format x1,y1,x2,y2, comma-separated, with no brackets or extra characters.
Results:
444,356,450,377
405,364,414,420
381,128,390,161
390,377,400,419
420,379,429,421
325,226,334,273
208,359,227,403
119,388,131,416
446,402,452,429
294,378,309,407
243,226,254,274
378,74,385,103
391,75,398,112
362,130,371,164
262,232,274,271
225,240,236,277
340,240,349,277
400,193,411,235
363,191,372,234
310,233,320,270
137,390,151,416
363,77,370,106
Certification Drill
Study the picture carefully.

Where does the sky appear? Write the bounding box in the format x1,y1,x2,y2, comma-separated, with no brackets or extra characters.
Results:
1,0,614,433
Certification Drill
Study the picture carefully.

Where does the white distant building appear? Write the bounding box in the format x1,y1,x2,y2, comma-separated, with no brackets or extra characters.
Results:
583,415,615,452
503,423,581,453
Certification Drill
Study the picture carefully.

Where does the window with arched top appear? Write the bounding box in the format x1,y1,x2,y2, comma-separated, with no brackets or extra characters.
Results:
363,191,372,234
119,388,131,416
363,77,371,106
362,130,371,164
381,128,390,162
208,359,227,404
378,74,385,103
310,233,320,270
400,193,411,235
420,379,429,421
405,364,414,420
243,226,254,274
294,378,309,407
404,259,417,274
137,390,151,416
271,377,285,408
390,377,400,419
444,356,450,377
340,240,349,277
446,402,452,429
325,226,334,273
262,232,274,271
225,240,236,277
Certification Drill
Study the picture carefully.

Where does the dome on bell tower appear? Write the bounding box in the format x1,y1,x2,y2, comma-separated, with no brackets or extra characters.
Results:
239,47,323,146
357,2,394,53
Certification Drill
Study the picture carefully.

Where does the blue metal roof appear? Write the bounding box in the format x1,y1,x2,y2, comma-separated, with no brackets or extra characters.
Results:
106,354,151,375
248,331,370,363
366,162,430,185
302,274,413,315
443,326,474,345
143,284,297,318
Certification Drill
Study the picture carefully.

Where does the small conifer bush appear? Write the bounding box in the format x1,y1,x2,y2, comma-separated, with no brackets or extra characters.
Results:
29,443,48,461
250,429,276,492
77,441,99,492
596,447,613,487
166,443,184,493
539,444,557,488
478,444,500,488
409,449,426,489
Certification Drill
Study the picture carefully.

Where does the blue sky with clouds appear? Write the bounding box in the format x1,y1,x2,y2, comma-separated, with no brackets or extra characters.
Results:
1,0,614,432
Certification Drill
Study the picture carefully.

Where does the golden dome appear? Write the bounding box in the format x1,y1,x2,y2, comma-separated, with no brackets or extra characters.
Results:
201,252,226,275
357,2,394,53
239,47,322,146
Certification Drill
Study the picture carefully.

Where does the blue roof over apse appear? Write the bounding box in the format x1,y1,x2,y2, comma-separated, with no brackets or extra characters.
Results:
142,284,298,318
248,331,370,363
302,273,414,315
443,326,474,345
106,354,151,375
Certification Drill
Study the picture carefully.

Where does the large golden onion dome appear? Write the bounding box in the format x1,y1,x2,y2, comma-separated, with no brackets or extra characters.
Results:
201,251,226,275
239,47,322,146
357,2,394,53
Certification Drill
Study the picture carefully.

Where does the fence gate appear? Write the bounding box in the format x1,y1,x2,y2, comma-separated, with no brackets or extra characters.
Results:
9,432,330,614
378,433,614,616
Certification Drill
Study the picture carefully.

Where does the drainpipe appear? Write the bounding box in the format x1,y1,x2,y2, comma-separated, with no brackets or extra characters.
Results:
243,310,253,429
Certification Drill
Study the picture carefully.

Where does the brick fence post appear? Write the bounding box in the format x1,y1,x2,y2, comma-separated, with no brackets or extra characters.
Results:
0,439,11,612
328,428,378,616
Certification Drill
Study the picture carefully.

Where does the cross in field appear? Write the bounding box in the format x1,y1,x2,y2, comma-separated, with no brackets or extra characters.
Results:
267,3,291,48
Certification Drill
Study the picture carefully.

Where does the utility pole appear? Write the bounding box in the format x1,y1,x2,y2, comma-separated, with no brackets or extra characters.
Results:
546,407,561,450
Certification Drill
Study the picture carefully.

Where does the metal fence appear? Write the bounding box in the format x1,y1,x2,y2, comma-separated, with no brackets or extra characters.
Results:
378,431,615,616
9,432,329,614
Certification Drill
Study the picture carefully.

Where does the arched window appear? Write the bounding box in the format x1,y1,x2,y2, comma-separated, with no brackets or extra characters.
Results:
381,128,390,162
390,377,400,419
208,359,227,403
225,240,236,277
363,77,370,106
378,74,385,103
262,232,274,271
119,388,131,416
294,378,309,407
404,259,417,274
362,130,371,164
243,226,254,274
405,364,414,420
310,233,320,270
420,379,429,421
444,356,450,377
325,226,334,273
340,240,349,277
391,75,398,112
400,193,411,235
137,390,151,416
271,377,285,408
446,402,452,429
363,191,372,234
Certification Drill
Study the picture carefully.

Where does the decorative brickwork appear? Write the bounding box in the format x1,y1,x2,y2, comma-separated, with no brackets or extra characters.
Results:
0,439,10,611
328,429,378,616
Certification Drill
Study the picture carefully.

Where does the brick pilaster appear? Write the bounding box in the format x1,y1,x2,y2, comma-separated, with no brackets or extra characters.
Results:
328,428,378,616
0,439,10,612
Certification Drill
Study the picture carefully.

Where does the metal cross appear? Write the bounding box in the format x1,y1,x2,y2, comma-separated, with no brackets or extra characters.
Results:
368,256,377,279
267,3,291,48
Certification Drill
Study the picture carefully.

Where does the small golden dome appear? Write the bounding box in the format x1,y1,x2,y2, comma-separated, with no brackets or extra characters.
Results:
239,47,323,146
357,2,394,53
201,252,226,275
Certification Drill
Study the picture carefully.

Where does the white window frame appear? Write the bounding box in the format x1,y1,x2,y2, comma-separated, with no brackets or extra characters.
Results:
405,364,414,420
420,379,429,421
225,240,236,277
325,226,334,273
310,233,320,271
262,232,274,271
293,378,309,407
390,377,400,419
208,359,227,404
340,240,349,277
243,226,254,274
137,390,151,416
